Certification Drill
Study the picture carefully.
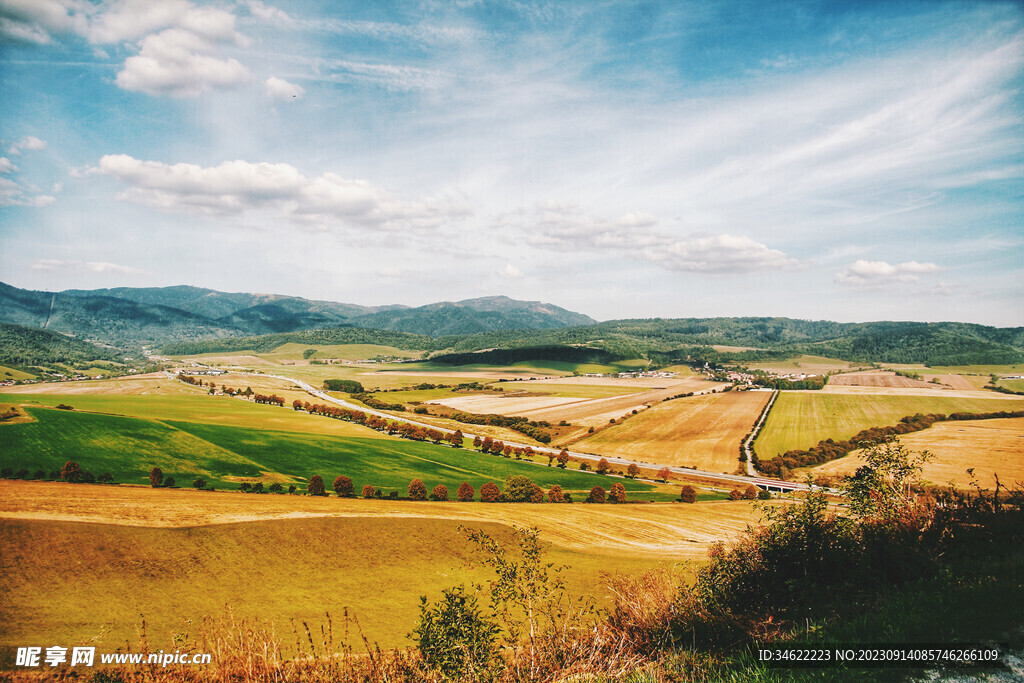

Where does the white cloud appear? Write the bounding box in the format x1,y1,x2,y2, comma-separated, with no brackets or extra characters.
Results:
0,0,85,44
85,0,192,43
7,136,46,155
315,59,448,91
244,0,296,29
116,27,249,96
499,264,523,278
645,235,796,274
30,259,145,274
0,175,54,207
0,157,16,173
264,76,304,101
835,260,942,287
94,154,469,231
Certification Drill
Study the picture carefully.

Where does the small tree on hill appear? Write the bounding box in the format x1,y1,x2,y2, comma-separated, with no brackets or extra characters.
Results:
480,482,501,502
609,482,627,503
431,484,449,501
334,475,355,497
657,467,672,483
193,478,207,490
504,475,540,503
586,486,606,504
408,479,428,501
457,482,475,502
308,475,325,496
596,458,610,475
729,488,743,500
679,485,697,503
149,467,163,488
743,484,759,500
557,450,569,468
163,476,176,488
450,429,464,447
239,482,251,493
473,436,482,449
249,481,261,493
61,461,82,483
547,485,564,503
362,484,376,498
627,463,640,479
98,472,113,484
269,482,283,493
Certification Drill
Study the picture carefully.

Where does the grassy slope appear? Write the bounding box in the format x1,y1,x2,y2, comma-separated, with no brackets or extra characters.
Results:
0,517,669,654
755,393,1024,458
0,405,668,498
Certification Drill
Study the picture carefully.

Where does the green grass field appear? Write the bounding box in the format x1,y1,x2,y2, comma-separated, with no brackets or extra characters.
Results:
996,379,1024,392
0,366,37,381
754,393,1024,458
0,517,671,653
0,405,671,499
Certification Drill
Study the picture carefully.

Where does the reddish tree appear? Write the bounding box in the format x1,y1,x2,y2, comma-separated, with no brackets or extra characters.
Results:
729,488,743,500
308,475,325,496
361,484,376,498
529,483,545,503
149,466,164,488
457,482,475,502
657,467,672,482
480,436,493,452
679,485,697,503
557,451,569,469
431,484,449,501
742,484,760,500
480,482,501,502
292,399,303,410
609,482,627,503
596,458,610,475
333,475,355,497
473,436,482,449
586,486,606,504
408,479,428,501
547,485,564,503
61,461,82,483
627,463,640,478
450,429,464,447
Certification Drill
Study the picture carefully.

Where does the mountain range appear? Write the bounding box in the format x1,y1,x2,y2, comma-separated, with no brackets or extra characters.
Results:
0,283,597,345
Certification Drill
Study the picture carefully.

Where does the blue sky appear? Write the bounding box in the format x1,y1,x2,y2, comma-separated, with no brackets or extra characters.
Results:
1,0,1022,325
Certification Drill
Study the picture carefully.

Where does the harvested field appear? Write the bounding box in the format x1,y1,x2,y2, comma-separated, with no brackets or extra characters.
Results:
755,393,1024,459
827,371,947,390
927,374,982,391
810,417,1024,489
747,355,868,374
574,391,773,472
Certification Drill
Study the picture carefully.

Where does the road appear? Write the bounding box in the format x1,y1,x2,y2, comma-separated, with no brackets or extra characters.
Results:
261,373,813,493
742,390,778,477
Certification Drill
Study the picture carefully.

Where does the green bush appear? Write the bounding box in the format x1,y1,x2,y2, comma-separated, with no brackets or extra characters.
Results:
412,585,499,679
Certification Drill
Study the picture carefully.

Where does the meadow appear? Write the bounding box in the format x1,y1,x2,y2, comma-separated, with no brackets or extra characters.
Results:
573,391,772,473
754,392,1024,459
0,404,675,499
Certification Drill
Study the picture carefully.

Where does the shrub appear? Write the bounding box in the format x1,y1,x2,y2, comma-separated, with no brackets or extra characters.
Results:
564,492,573,503
586,486,606,504
547,485,564,503
412,585,499,679
249,481,261,493
728,488,742,500
333,475,355,497
608,482,627,503
32,469,45,480
288,484,296,494
389,490,399,500
408,479,428,501
457,482,475,502
679,485,697,503
239,482,251,493
81,471,96,484
14,468,29,479
431,484,449,501
742,484,759,500
149,467,163,488
163,476,176,488
579,462,591,471
758,489,771,500
362,484,376,498
98,472,113,484
193,478,207,490
269,482,283,493
61,461,82,483
504,475,540,503
480,482,501,502
307,475,325,496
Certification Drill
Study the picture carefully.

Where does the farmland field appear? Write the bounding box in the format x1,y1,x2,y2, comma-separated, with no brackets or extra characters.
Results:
827,371,947,390
745,354,869,374
810,417,1024,489
0,404,670,499
754,392,1024,459
573,391,772,472
0,480,764,650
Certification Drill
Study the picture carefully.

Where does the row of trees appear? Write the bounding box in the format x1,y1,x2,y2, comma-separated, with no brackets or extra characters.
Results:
300,474,588,503
1,461,114,484
290,400,465,447
757,409,1024,478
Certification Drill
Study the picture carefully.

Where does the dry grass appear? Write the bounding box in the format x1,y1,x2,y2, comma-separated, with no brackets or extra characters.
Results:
0,479,759,558
811,417,1024,488
574,391,772,473
827,371,948,390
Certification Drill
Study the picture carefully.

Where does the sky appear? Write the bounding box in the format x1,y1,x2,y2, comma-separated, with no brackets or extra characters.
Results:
1,0,1022,326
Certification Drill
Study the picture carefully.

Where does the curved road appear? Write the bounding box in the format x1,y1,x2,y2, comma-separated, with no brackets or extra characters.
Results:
258,372,814,493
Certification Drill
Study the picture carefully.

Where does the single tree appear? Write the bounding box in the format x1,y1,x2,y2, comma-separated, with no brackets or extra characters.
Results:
586,486,606,504
408,478,428,501
248,481,261,493
193,478,207,490
450,429,464,447
742,484,759,500
657,467,672,483
547,485,564,503
627,463,640,479
98,472,114,484
679,485,697,503
457,482,475,502
473,436,482,449
308,475,326,496
239,482,252,493
504,475,540,503
431,484,449,501
333,475,355,497
362,484,376,498
61,461,82,483
269,482,283,493
596,458,610,475
557,450,569,469
149,466,164,488
608,482,627,503
480,481,501,502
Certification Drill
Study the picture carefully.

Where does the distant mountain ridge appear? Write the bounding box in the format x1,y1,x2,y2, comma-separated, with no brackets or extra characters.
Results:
0,283,597,345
